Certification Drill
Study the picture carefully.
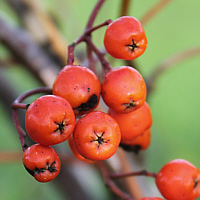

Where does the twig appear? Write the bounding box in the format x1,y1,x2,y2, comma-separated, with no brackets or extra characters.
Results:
12,87,52,109
67,19,112,73
110,170,157,179
120,0,131,16
12,109,28,152
146,45,200,93
85,0,106,30
86,40,97,74
115,149,144,199
86,38,111,75
97,161,133,200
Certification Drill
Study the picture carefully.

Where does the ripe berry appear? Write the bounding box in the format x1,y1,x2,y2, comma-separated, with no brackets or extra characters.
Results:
25,95,75,146
120,128,151,153
108,102,152,140
52,65,101,115
104,16,147,60
68,134,94,164
155,159,200,200
102,66,147,113
73,111,121,161
23,144,61,182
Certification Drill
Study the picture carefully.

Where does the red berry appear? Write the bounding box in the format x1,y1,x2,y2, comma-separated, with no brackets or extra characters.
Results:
73,111,121,161
52,65,101,115
120,128,151,153
23,144,61,182
155,159,200,200
104,16,147,60
102,66,147,113
68,134,94,164
25,95,75,146
108,102,152,140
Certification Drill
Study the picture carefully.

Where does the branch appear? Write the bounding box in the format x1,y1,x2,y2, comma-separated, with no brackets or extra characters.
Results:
119,0,131,16
85,0,106,30
0,14,60,87
6,0,68,64
110,170,157,179
97,161,133,200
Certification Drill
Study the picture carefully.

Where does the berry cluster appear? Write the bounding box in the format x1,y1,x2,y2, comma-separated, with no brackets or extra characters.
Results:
11,2,200,200
20,16,151,183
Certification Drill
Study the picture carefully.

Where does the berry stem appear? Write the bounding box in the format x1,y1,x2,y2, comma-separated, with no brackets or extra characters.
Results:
12,109,28,152
86,37,112,75
85,0,106,30
67,19,112,66
12,87,52,109
96,161,133,200
11,87,52,151
110,170,157,179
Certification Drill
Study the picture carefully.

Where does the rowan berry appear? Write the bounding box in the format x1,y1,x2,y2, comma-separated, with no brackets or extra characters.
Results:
104,16,147,60
155,159,200,200
23,144,61,182
52,65,101,115
108,102,152,140
68,134,94,163
73,111,121,161
102,66,147,113
120,128,151,153
25,95,75,146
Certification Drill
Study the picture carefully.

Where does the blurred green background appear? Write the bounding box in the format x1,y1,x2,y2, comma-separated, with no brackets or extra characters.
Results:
0,0,200,199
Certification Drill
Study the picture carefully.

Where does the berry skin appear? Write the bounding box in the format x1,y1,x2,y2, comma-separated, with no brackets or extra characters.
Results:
25,95,75,146
101,66,147,113
52,65,101,116
23,144,61,182
73,111,121,161
108,102,152,140
120,128,151,153
139,198,164,200
104,16,147,60
68,134,94,164
155,159,200,200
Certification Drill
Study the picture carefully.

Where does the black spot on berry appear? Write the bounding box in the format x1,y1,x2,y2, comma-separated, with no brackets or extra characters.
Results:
119,143,141,154
24,164,35,177
74,94,98,113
